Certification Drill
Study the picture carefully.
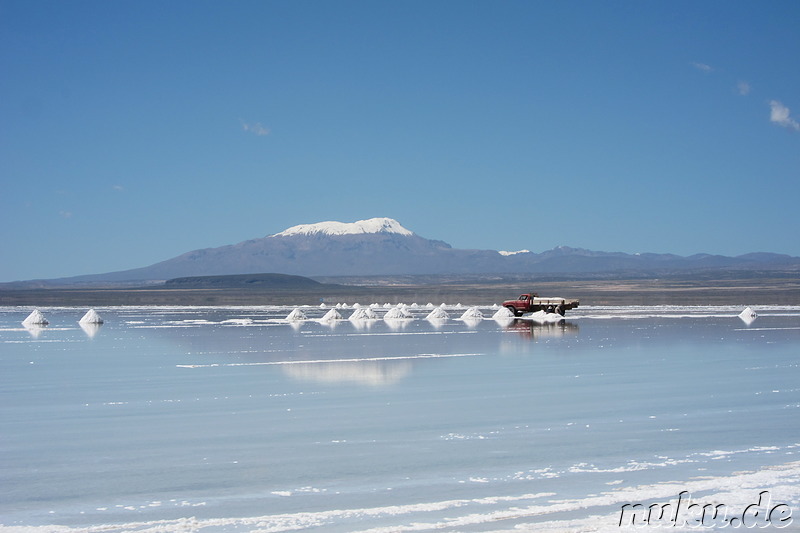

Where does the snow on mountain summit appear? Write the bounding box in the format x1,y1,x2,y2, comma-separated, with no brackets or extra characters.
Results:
273,217,414,237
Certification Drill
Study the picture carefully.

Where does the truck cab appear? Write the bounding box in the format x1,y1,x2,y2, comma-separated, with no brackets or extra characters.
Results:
502,293,539,316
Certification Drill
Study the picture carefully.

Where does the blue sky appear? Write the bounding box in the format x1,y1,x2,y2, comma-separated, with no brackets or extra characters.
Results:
1,0,799,282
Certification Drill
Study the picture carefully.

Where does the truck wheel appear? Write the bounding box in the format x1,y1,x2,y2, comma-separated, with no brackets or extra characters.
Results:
546,305,555,314
506,306,519,317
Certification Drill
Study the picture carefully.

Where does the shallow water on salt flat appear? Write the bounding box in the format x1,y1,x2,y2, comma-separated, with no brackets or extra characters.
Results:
1,305,799,532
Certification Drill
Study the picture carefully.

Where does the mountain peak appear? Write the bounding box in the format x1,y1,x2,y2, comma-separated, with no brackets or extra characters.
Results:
272,217,414,238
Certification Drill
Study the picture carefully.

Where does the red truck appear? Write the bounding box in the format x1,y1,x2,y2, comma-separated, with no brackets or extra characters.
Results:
502,293,580,317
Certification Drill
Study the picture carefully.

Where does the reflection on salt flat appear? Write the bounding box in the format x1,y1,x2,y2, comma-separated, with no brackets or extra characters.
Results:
79,321,103,338
460,317,483,328
348,319,375,331
383,318,410,331
282,359,412,386
425,318,448,329
23,323,46,338
505,320,579,339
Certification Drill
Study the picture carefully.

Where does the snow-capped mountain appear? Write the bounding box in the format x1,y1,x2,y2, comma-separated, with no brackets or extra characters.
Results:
65,217,497,282
17,217,800,285
274,218,414,237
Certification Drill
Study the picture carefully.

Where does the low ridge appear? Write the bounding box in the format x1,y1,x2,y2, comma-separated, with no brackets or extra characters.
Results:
164,273,324,289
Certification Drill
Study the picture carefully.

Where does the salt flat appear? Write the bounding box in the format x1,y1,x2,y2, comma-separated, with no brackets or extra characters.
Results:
1,305,799,532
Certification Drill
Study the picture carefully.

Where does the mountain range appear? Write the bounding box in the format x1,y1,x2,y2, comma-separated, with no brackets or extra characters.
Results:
7,217,800,287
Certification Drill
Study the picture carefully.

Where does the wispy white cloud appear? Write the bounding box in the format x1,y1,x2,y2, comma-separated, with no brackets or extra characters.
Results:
59,210,73,219
690,61,796,133
113,184,125,192
736,81,751,96
769,100,800,131
241,120,270,136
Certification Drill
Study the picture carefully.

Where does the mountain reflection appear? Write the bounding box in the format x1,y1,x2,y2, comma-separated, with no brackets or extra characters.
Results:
282,360,412,386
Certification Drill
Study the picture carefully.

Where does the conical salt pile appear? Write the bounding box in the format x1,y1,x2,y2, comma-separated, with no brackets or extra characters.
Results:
22,309,49,326
320,308,344,322
459,307,483,320
425,307,449,320
527,310,565,324
738,306,757,325
286,308,307,321
79,309,104,324
492,307,514,319
349,307,378,321
384,306,413,319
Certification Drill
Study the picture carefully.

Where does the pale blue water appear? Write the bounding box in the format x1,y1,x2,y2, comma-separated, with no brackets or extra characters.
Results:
1,305,799,532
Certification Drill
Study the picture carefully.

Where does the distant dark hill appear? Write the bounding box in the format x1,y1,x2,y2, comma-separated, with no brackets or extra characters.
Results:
164,273,326,289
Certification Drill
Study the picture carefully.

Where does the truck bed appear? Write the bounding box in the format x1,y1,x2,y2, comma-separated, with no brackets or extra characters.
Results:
530,297,580,310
